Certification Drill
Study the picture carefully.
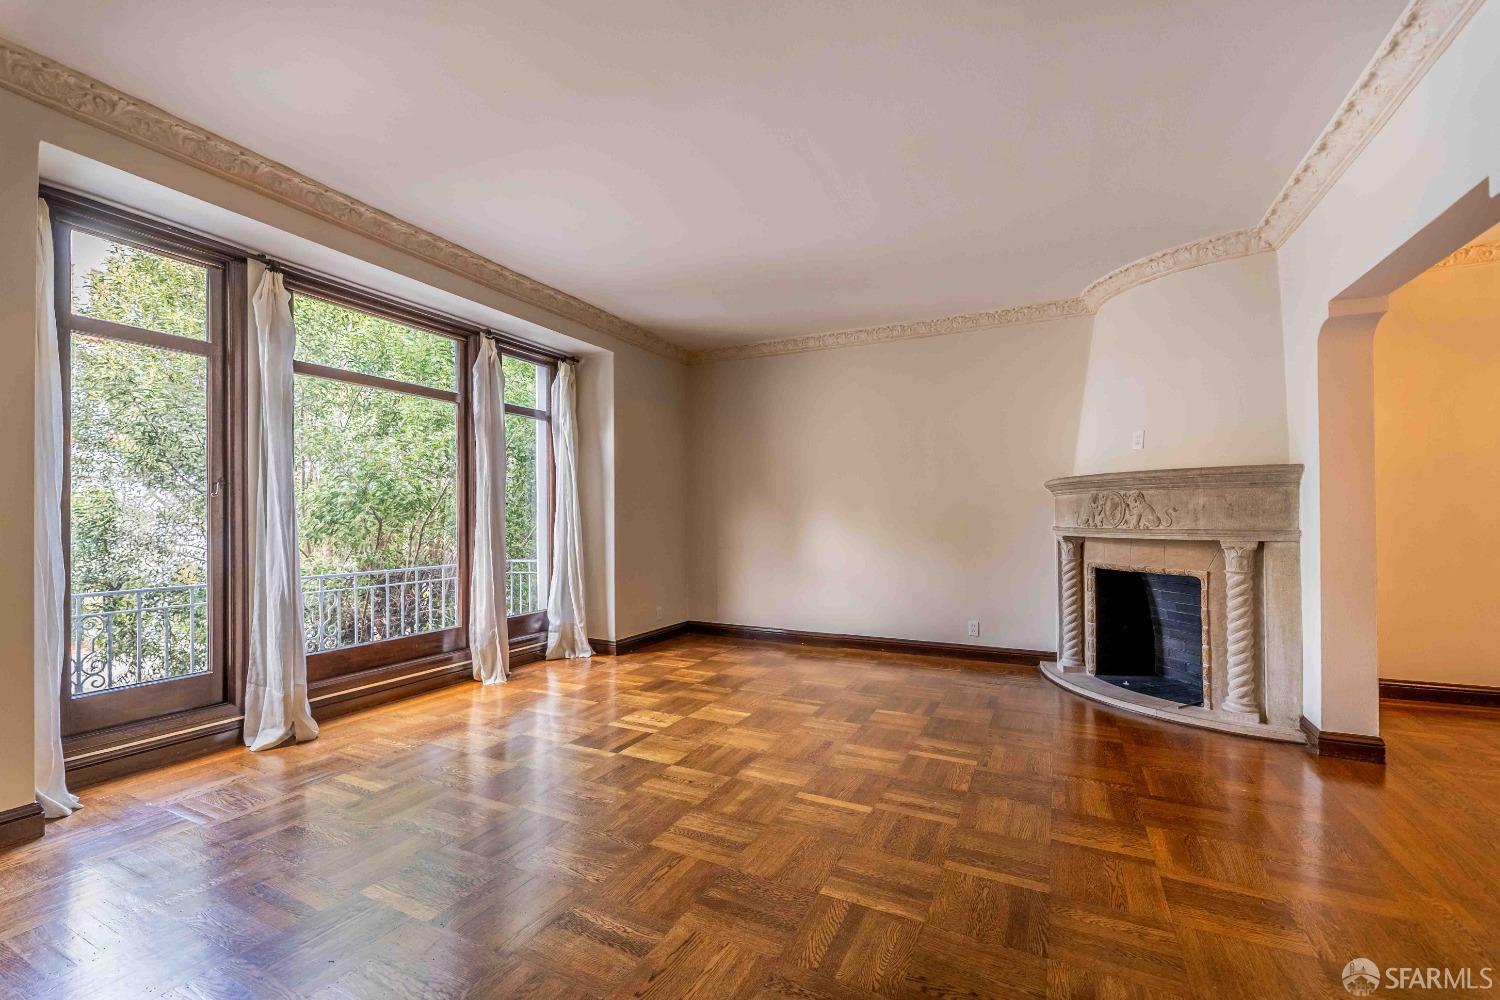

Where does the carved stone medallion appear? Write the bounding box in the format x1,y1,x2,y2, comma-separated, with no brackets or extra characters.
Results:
1076,490,1175,530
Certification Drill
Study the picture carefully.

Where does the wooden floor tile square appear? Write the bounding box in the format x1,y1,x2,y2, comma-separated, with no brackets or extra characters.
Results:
526,903,666,988
927,870,1047,955
901,924,1047,1000
820,845,942,921
652,810,766,865
784,895,920,996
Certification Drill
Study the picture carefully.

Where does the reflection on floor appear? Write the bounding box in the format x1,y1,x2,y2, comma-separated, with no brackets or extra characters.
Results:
1,635,1497,998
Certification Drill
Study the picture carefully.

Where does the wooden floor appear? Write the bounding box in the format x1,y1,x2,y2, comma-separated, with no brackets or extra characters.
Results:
2,636,1498,999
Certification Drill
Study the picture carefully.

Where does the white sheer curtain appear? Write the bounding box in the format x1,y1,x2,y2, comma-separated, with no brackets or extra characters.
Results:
244,266,318,750
470,338,510,683
35,199,81,819
546,361,593,659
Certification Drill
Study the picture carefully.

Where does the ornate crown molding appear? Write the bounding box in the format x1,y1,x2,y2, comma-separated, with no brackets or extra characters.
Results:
693,0,1485,364
1431,240,1500,269
1257,0,1486,246
1078,228,1273,312
0,37,688,363
3,0,1483,367
690,297,1089,364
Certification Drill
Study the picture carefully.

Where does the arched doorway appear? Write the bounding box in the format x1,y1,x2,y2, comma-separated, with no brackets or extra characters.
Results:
1314,182,1500,749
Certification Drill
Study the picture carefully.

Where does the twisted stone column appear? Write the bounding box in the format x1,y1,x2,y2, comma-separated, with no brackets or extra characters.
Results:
1221,542,1260,716
1058,537,1085,671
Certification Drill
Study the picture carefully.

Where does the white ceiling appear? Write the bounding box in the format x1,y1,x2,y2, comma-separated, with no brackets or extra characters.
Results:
2,0,1407,350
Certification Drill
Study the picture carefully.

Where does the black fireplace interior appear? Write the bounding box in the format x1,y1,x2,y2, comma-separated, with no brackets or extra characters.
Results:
1094,568,1203,705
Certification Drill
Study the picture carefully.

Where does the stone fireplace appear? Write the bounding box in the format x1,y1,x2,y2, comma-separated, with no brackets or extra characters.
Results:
1044,465,1305,741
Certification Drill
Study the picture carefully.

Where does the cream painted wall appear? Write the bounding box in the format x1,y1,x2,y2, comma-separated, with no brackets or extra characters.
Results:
1278,0,1500,734
0,99,41,813
613,347,691,638
0,87,694,814
1374,253,1500,687
688,317,1092,651
1072,251,1289,475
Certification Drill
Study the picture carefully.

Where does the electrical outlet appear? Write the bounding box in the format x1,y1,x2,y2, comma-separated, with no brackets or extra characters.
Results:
655,605,663,623
966,620,980,638
1131,429,1146,450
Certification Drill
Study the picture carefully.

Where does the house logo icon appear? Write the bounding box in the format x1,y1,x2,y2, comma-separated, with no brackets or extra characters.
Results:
1342,958,1380,996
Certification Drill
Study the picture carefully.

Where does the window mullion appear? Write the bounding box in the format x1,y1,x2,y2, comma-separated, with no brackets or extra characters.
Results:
67,315,212,357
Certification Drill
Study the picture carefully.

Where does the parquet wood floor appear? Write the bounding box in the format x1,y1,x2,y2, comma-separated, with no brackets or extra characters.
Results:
3,635,1498,999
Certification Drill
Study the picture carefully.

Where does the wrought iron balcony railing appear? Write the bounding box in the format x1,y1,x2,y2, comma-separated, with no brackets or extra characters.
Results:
69,559,541,697
70,583,210,697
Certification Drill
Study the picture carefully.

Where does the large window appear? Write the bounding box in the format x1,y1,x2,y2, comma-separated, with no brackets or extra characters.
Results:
50,200,237,735
502,355,552,626
288,283,467,679
48,190,562,744
284,282,557,677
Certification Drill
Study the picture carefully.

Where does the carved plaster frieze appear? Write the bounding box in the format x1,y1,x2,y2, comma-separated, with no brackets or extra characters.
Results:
1078,229,1273,313
0,37,688,364
1257,0,1486,246
1432,241,1500,269
689,297,1089,364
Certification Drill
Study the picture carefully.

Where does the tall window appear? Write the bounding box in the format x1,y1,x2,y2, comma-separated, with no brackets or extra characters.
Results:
47,190,563,746
502,354,552,634
288,283,467,678
50,201,237,735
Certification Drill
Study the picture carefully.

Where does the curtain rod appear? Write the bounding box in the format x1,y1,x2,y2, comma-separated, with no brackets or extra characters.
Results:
252,253,579,365
479,328,579,365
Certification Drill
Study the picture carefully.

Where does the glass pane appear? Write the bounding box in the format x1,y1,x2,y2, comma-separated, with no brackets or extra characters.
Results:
70,230,208,339
295,374,460,652
503,355,544,409
69,334,210,695
293,294,457,391
505,413,548,615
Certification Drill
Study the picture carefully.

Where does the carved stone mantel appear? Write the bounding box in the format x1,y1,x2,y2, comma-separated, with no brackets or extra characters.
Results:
1046,464,1302,543
1044,465,1305,743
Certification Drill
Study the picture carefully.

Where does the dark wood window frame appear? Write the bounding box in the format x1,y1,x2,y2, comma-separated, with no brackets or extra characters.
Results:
498,360,555,644
286,276,472,683
44,188,564,781
46,188,250,752
282,273,556,668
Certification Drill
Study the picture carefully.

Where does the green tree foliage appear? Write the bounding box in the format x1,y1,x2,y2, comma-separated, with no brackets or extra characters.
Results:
69,242,544,622
291,295,460,577
70,245,211,597
73,232,208,339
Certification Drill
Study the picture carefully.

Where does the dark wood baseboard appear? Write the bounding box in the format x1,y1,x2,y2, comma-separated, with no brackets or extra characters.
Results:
1380,678,1500,708
0,802,45,851
593,620,1054,668
686,621,1053,667
1300,715,1387,764
591,622,691,656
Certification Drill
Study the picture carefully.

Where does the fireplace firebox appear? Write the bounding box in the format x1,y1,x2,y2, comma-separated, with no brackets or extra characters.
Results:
1093,568,1204,705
